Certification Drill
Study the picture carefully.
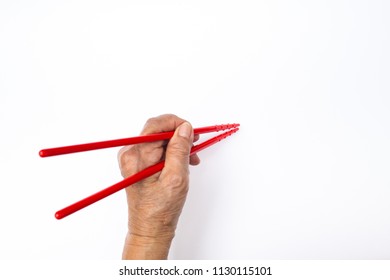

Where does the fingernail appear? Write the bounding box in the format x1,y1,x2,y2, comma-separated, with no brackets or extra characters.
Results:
178,122,191,138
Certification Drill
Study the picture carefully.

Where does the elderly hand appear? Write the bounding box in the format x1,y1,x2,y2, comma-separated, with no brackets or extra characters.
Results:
118,114,200,259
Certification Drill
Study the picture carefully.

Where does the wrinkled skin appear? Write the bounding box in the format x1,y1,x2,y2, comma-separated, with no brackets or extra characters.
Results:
118,114,200,259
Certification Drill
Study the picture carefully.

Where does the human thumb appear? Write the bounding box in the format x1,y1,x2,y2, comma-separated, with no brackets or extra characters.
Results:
164,122,194,173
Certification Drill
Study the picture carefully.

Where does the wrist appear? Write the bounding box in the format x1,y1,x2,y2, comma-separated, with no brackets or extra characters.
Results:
122,232,175,260
128,214,179,240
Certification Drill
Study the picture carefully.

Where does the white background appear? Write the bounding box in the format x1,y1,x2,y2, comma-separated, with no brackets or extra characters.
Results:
0,0,389,259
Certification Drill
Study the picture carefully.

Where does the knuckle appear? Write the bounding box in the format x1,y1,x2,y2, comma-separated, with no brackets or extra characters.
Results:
117,147,128,167
144,117,158,128
166,172,188,188
158,113,178,119
117,146,138,176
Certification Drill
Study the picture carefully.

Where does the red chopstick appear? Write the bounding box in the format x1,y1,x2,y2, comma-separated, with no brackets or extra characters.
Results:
54,127,239,219
39,124,239,157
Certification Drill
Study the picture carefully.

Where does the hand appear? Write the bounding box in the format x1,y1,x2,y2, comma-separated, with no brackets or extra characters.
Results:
118,114,200,259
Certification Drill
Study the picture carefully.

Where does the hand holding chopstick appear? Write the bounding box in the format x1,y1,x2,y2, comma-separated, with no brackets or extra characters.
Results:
40,116,239,220
54,127,238,219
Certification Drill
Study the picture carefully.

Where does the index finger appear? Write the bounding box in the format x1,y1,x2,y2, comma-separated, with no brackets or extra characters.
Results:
141,114,188,136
